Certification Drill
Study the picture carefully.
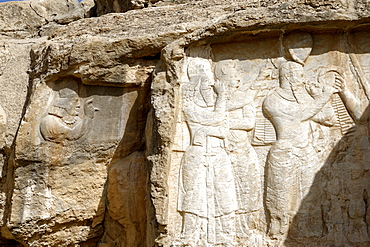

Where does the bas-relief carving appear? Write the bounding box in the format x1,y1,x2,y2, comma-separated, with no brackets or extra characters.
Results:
263,32,341,239
214,61,263,238
174,54,265,245
306,31,370,245
10,75,145,244
178,58,237,246
171,29,370,246
40,79,97,143
16,76,135,161
285,31,370,245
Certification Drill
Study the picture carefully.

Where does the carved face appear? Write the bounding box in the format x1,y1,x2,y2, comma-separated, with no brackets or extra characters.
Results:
290,66,305,86
226,69,239,89
279,62,305,89
54,88,81,117
187,59,216,107
68,98,81,116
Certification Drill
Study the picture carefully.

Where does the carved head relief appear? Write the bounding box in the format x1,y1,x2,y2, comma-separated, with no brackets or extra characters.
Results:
283,32,313,65
40,77,96,143
215,60,239,89
186,59,216,108
49,79,80,119
187,59,212,79
215,60,237,79
279,61,305,90
53,88,80,117
199,77,215,107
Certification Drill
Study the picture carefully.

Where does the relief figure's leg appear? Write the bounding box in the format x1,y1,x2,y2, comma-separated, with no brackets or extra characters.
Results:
211,149,238,244
265,146,299,238
181,212,202,246
216,212,236,246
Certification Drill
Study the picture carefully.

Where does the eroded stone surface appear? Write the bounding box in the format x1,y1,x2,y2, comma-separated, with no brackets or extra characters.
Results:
100,151,148,246
94,0,361,15
9,75,149,246
95,0,176,15
0,0,85,39
150,27,370,246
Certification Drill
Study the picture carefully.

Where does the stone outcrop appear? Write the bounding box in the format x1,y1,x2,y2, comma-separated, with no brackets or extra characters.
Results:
0,0,369,246
94,0,193,15
0,0,87,39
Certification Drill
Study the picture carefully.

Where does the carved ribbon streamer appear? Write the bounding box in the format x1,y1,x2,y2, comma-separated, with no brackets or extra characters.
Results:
345,31,370,101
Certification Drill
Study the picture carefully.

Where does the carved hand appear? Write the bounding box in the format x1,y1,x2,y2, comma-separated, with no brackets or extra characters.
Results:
213,80,225,95
334,74,345,93
322,84,334,95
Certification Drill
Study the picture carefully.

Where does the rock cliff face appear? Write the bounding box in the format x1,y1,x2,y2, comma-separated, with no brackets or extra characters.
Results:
0,0,370,246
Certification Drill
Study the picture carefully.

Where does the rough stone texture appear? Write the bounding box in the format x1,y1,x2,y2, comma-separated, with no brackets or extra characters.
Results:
0,0,85,39
28,0,85,24
94,0,172,15
81,0,96,17
0,1,99,246
9,75,150,246
94,0,366,15
101,151,148,246
0,41,35,243
0,0,369,246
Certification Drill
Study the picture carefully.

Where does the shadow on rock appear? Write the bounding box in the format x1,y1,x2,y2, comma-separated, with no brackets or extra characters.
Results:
285,104,370,247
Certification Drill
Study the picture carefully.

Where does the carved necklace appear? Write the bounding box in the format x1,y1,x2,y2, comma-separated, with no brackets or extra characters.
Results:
63,115,78,125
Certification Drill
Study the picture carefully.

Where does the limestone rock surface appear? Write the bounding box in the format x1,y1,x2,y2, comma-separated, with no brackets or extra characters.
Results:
28,0,84,24
95,0,187,15
0,0,85,39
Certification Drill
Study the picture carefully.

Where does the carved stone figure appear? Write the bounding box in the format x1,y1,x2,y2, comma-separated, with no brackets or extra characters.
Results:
178,58,237,246
263,32,339,239
40,79,96,142
328,50,370,242
215,60,262,238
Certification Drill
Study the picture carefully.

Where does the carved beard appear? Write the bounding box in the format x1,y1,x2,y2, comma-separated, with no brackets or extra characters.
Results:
278,61,310,103
199,78,215,107
193,90,214,108
200,88,215,107
62,115,79,125
189,75,216,108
